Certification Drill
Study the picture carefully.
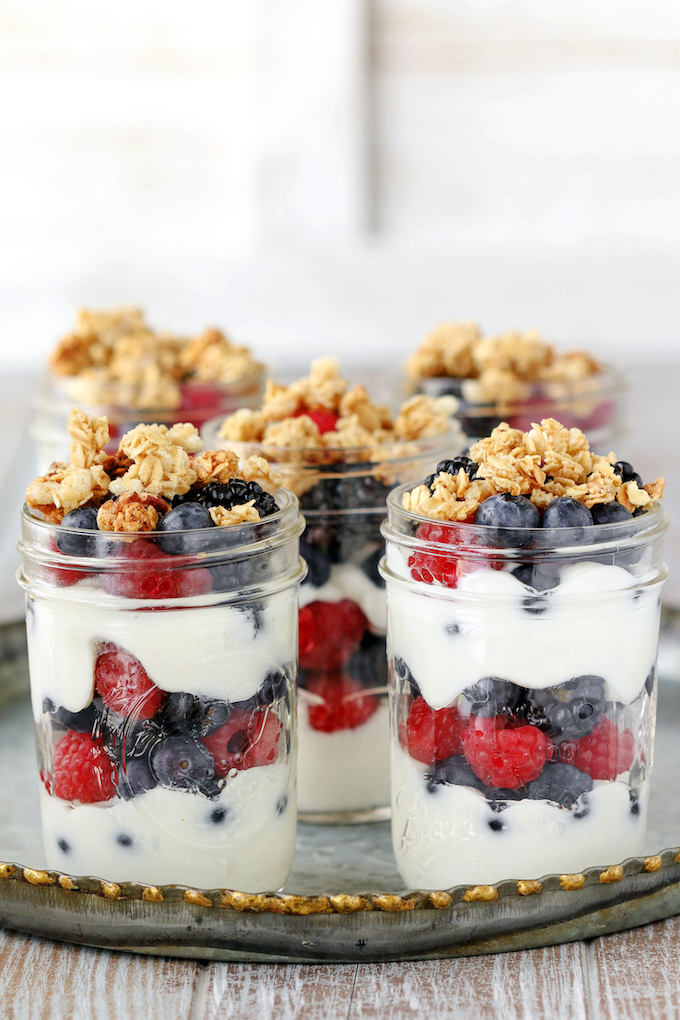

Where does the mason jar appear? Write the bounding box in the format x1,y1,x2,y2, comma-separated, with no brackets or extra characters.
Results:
31,369,266,474
414,364,626,449
381,491,668,889
201,419,463,822
17,490,304,892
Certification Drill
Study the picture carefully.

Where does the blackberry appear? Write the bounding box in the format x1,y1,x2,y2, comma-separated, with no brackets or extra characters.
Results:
526,676,606,740
526,762,592,810
435,456,478,480
299,479,338,512
56,507,100,557
613,461,643,487
360,546,385,589
300,536,332,588
461,677,523,718
591,502,633,525
474,493,540,548
202,480,279,518
333,474,392,511
426,755,486,792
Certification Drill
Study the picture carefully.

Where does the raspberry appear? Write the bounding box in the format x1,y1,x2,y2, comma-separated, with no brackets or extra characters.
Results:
52,730,118,803
298,599,367,671
204,706,282,776
463,716,550,789
45,538,92,588
407,520,497,587
293,407,339,434
403,696,466,764
573,716,635,781
94,642,164,719
178,382,225,414
306,674,378,733
101,540,213,599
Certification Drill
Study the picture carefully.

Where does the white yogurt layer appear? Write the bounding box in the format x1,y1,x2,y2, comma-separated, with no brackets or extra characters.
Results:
41,762,295,892
297,697,390,813
300,563,386,633
27,588,297,719
386,560,661,707
391,745,646,889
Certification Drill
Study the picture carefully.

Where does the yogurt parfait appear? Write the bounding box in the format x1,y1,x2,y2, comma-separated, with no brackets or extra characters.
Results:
33,306,265,471
202,358,463,820
382,418,667,888
405,322,624,447
19,409,304,891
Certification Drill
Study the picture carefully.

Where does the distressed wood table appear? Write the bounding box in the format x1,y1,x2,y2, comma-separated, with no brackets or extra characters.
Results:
1,919,679,1018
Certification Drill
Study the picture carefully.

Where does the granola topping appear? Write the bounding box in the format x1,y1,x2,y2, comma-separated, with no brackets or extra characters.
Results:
406,321,603,409
403,418,665,521
48,307,264,410
26,408,283,531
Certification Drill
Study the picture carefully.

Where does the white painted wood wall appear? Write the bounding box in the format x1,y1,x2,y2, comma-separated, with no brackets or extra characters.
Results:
0,0,678,370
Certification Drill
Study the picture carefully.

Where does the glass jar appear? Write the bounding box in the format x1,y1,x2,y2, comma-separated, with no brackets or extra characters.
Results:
30,369,266,474
201,419,464,822
17,490,304,892
414,364,626,449
381,491,668,889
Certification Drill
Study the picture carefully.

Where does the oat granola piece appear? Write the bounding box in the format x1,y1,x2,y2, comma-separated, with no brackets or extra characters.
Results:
539,351,601,383
338,385,393,433
321,416,377,452
192,449,241,486
75,306,147,346
263,416,322,449
393,395,457,441
616,479,652,513
644,478,665,502
97,492,170,533
102,450,134,480
178,328,262,384
67,408,110,469
209,503,261,527
472,330,553,380
239,456,283,493
110,423,201,499
26,462,110,522
49,334,100,377
218,408,267,443
404,321,481,380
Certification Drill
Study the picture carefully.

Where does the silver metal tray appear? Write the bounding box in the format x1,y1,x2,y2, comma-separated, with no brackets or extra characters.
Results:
2,622,680,963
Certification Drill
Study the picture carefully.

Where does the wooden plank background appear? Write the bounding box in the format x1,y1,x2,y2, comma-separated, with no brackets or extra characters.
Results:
0,917,677,1019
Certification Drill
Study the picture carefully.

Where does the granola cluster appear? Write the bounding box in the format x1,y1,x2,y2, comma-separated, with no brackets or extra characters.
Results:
403,418,665,522
219,358,457,454
405,322,602,409
26,408,278,531
49,307,264,410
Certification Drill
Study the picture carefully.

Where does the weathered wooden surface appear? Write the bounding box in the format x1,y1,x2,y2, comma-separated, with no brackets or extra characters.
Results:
2,919,680,1018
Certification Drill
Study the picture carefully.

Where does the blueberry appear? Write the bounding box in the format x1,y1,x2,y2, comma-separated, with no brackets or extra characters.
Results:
116,833,134,847
209,555,273,593
117,755,157,800
394,657,419,699
257,669,288,706
300,536,332,588
156,502,215,555
151,735,217,794
526,676,606,740
424,474,437,489
461,677,523,718
436,457,478,480
512,564,560,591
43,698,101,734
486,787,523,812
426,755,486,792
526,763,593,809
488,818,505,832
56,507,100,557
347,632,388,688
360,546,385,589
474,494,540,548
210,806,228,825
542,498,593,539
162,693,232,738
614,461,643,487
591,502,633,525
645,668,655,696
